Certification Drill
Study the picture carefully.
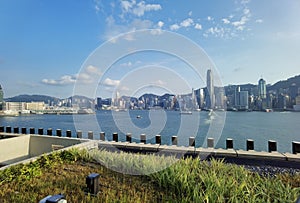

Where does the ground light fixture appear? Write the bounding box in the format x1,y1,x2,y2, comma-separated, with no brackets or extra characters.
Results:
86,173,100,195
39,194,67,203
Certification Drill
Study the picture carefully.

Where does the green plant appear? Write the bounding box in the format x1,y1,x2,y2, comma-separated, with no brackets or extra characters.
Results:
0,148,300,202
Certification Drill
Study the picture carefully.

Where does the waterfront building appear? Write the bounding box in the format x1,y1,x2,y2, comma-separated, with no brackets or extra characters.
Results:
0,85,3,110
293,95,300,111
5,102,26,112
206,69,215,109
26,102,45,111
258,78,267,99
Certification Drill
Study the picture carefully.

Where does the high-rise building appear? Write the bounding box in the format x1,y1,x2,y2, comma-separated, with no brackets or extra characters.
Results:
215,87,225,109
0,85,3,110
96,97,102,110
239,91,249,110
289,83,298,105
258,78,267,99
234,86,249,110
206,69,215,109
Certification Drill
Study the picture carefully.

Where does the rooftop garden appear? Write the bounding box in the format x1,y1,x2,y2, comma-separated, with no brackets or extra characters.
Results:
0,148,299,202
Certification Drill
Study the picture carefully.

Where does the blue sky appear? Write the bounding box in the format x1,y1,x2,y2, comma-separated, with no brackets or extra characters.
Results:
0,0,300,98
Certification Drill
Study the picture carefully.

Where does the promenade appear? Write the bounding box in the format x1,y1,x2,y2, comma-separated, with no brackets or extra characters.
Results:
1,126,300,172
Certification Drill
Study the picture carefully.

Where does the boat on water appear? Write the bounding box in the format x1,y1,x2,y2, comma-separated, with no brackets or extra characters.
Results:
136,115,142,119
264,108,273,112
77,108,95,114
0,110,19,117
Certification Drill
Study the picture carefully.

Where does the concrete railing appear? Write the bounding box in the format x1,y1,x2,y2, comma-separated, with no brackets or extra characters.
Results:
1,126,300,155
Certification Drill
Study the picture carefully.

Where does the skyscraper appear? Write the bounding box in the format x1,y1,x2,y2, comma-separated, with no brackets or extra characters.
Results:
206,69,215,109
0,85,3,110
258,78,267,99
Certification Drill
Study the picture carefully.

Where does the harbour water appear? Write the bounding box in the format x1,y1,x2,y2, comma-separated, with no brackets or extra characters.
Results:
0,110,299,153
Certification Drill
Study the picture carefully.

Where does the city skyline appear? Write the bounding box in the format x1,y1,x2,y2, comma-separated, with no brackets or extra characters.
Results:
1,73,300,99
1,1,300,98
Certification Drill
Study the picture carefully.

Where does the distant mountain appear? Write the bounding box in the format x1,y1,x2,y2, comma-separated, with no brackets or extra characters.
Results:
138,93,158,100
67,95,93,101
139,93,175,101
269,75,300,91
5,94,60,104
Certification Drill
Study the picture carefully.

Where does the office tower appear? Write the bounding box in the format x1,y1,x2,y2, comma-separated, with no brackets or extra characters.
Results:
234,86,241,107
215,87,225,109
0,85,3,110
96,97,102,110
289,83,298,104
234,86,249,110
191,88,198,109
206,69,215,109
239,91,249,110
258,78,267,99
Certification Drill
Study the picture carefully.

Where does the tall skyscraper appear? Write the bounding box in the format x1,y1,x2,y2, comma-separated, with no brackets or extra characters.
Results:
0,85,3,110
206,69,215,109
258,78,267,99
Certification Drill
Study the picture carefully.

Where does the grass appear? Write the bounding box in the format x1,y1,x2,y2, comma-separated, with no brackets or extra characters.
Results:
0,148,299,202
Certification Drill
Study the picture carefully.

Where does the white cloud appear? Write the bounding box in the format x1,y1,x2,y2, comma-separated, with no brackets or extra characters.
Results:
42,75,76,86
207,16,213,21
180,18,194,27
255,19,263,23
94,0,104,14
120,0,162,17
188,11,192,16
120,61,133,67
150,29,164,35
232,16,249,27
85,65,102,76
104,17,153,41
132,1,161,17
153,80,165,85
169,18,195,31
205,26,226,38
102,78,120,86
194,23,202,30
121,0,134,12
123,33,136,41
157,21,164,28
42,65,102,86
118,86,130,91
243,8,250,15
95,4,100,12
241,0,251,5
170,23,180,31
236,26,245,31
222,18,230,24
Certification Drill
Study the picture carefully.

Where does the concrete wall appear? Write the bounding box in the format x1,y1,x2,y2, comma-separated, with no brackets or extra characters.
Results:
0,135,30,164
29,135,87,157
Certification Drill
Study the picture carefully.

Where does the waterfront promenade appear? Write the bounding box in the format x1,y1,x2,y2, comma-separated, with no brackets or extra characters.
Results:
1,126,300,171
